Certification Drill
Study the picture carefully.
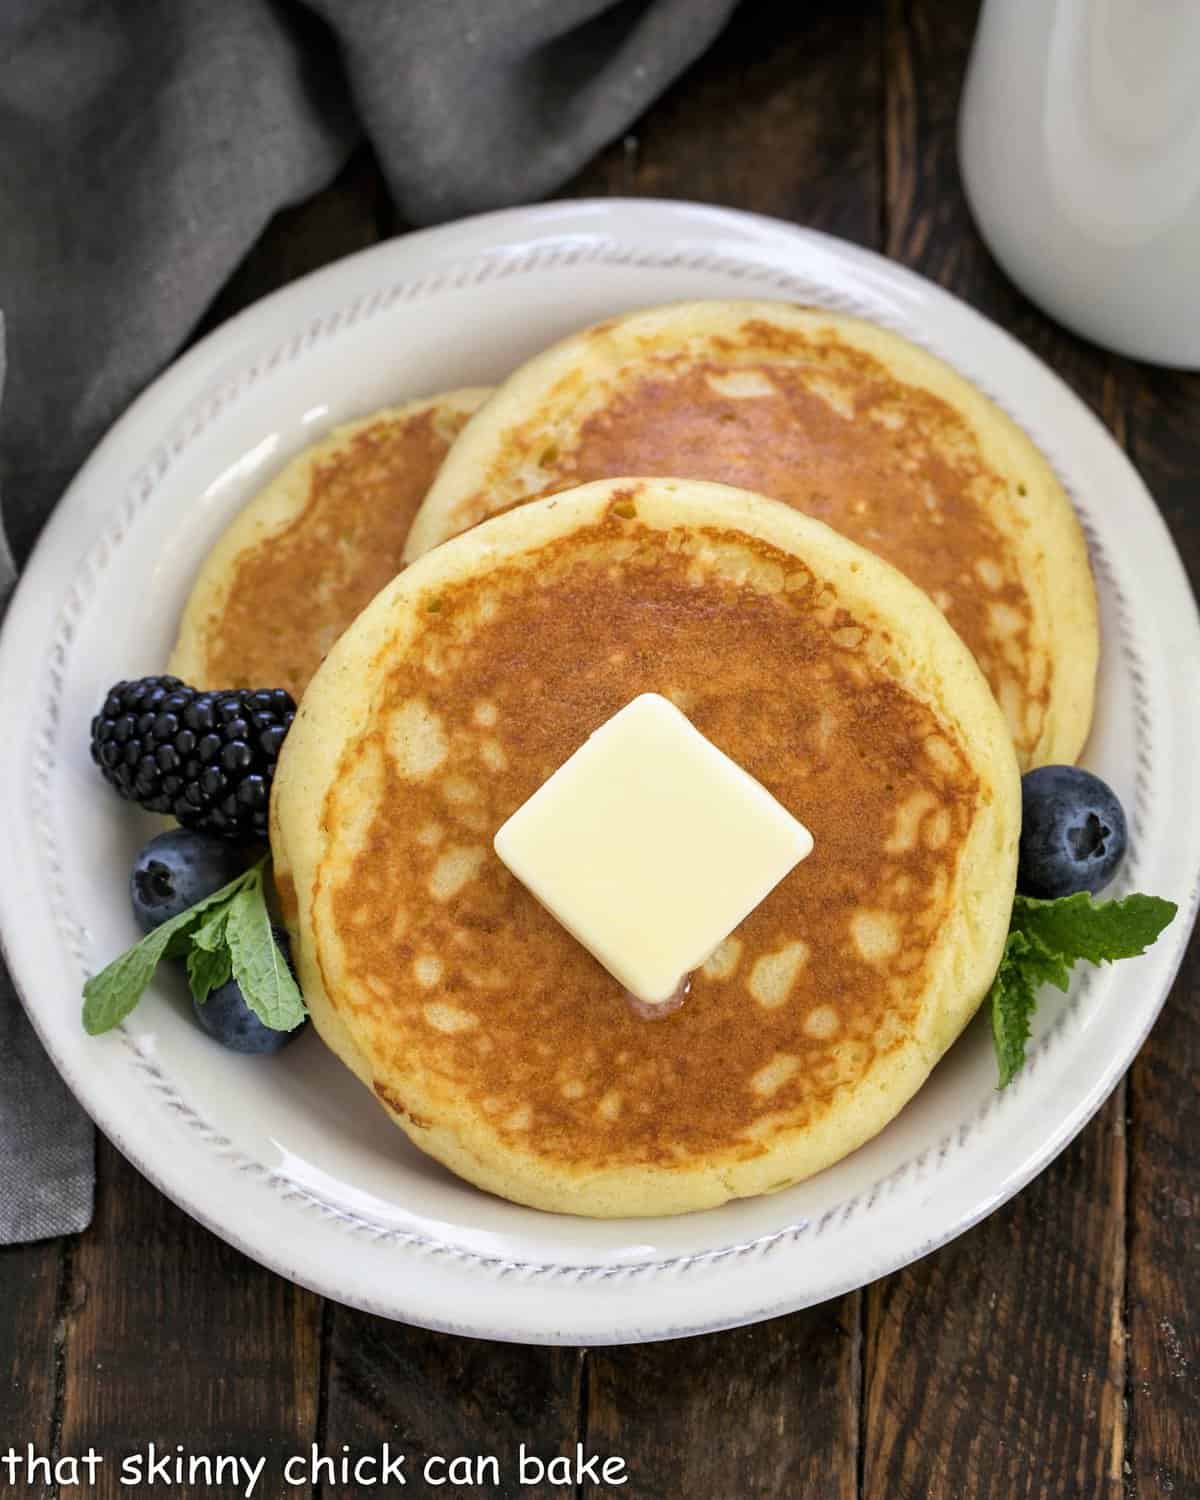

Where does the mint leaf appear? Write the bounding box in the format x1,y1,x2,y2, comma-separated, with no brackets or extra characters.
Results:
191,904,230,954
1012,891,1177,965
84,910,194,1035
225,870,306,1032
990,932,1040,1089
187,942,232,1006
1016,927,1073,994
988,889,1178,1088
81,862,259,1035
162,894,232,961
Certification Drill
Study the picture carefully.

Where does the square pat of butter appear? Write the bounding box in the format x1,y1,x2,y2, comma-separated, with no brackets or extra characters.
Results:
493,693,813,1006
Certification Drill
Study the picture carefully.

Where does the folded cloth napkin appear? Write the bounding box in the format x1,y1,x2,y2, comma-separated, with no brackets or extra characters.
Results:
0,0,740,1243
0,322,95,1243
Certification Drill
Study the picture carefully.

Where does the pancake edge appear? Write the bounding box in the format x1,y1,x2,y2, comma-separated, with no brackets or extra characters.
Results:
403,301,1098,769
168,388,493,690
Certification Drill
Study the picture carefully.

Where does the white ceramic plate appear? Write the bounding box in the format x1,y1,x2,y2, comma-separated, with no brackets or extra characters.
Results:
2,200,1198,1346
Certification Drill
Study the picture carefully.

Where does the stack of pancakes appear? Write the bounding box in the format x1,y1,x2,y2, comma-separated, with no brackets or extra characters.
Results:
171,302,1097,1217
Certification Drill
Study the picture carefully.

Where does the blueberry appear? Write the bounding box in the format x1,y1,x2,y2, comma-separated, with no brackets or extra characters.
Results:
1018,765,1128,899
129,829,245,933
192,978,304,1054
192,929,305,1054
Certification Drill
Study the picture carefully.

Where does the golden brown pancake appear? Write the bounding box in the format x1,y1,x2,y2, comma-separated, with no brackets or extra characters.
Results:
404,302,1098,769
273,478,1020,1217
169,390,490,700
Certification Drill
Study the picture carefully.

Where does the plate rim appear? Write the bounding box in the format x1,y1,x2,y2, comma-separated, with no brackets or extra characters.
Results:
2,197,1198,1344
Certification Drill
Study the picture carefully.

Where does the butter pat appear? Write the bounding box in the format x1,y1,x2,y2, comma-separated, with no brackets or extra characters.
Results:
493,693,813,1005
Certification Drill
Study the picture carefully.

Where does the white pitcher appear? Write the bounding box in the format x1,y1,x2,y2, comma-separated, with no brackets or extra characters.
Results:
959,0,1200,367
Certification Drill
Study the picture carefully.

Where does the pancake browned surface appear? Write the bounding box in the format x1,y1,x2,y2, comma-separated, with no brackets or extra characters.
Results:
405,302,1097,769
170,390,490,700
274,478,1020,1217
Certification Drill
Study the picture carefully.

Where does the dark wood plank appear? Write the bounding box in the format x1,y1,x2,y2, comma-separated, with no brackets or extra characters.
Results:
58,1139,323,1498
1128,928,1200,1499
868,1,1133,1494
864,1091,1128,1499
1126,361,1200,1498
584,1308,861,1500
1129,367,1200,600
321,1315,583,1498
568,0,883,244
572,5,885,1491
0,1239,63,1477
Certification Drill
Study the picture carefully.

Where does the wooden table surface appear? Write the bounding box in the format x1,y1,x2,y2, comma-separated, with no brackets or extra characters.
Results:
3,3,1197,1496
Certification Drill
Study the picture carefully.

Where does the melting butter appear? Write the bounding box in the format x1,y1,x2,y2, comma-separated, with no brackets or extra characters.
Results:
493,693,813,1007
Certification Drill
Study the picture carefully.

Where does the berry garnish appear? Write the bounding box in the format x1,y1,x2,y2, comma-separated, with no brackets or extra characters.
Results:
1017,765,1128,899
90,676,295,841
988,888,1176,1087
83,854,306,1038
193,976,303,1053
130,829,246,933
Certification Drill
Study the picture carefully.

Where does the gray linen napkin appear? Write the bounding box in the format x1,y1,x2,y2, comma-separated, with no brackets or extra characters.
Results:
0,320,96,1242
0,0,740,1242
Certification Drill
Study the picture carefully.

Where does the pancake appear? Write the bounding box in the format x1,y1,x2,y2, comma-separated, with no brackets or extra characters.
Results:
272,477,1020,1217
404,302,1097,770
169,389,491,700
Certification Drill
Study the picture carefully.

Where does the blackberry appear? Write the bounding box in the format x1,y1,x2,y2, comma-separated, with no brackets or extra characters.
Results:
90,675,295,841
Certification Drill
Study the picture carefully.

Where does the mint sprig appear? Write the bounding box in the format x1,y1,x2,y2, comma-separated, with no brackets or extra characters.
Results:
988,890,1177,1087
186,942,233,1007
989,931,1039,1090
82,856,305,1036
225,877,303,1031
